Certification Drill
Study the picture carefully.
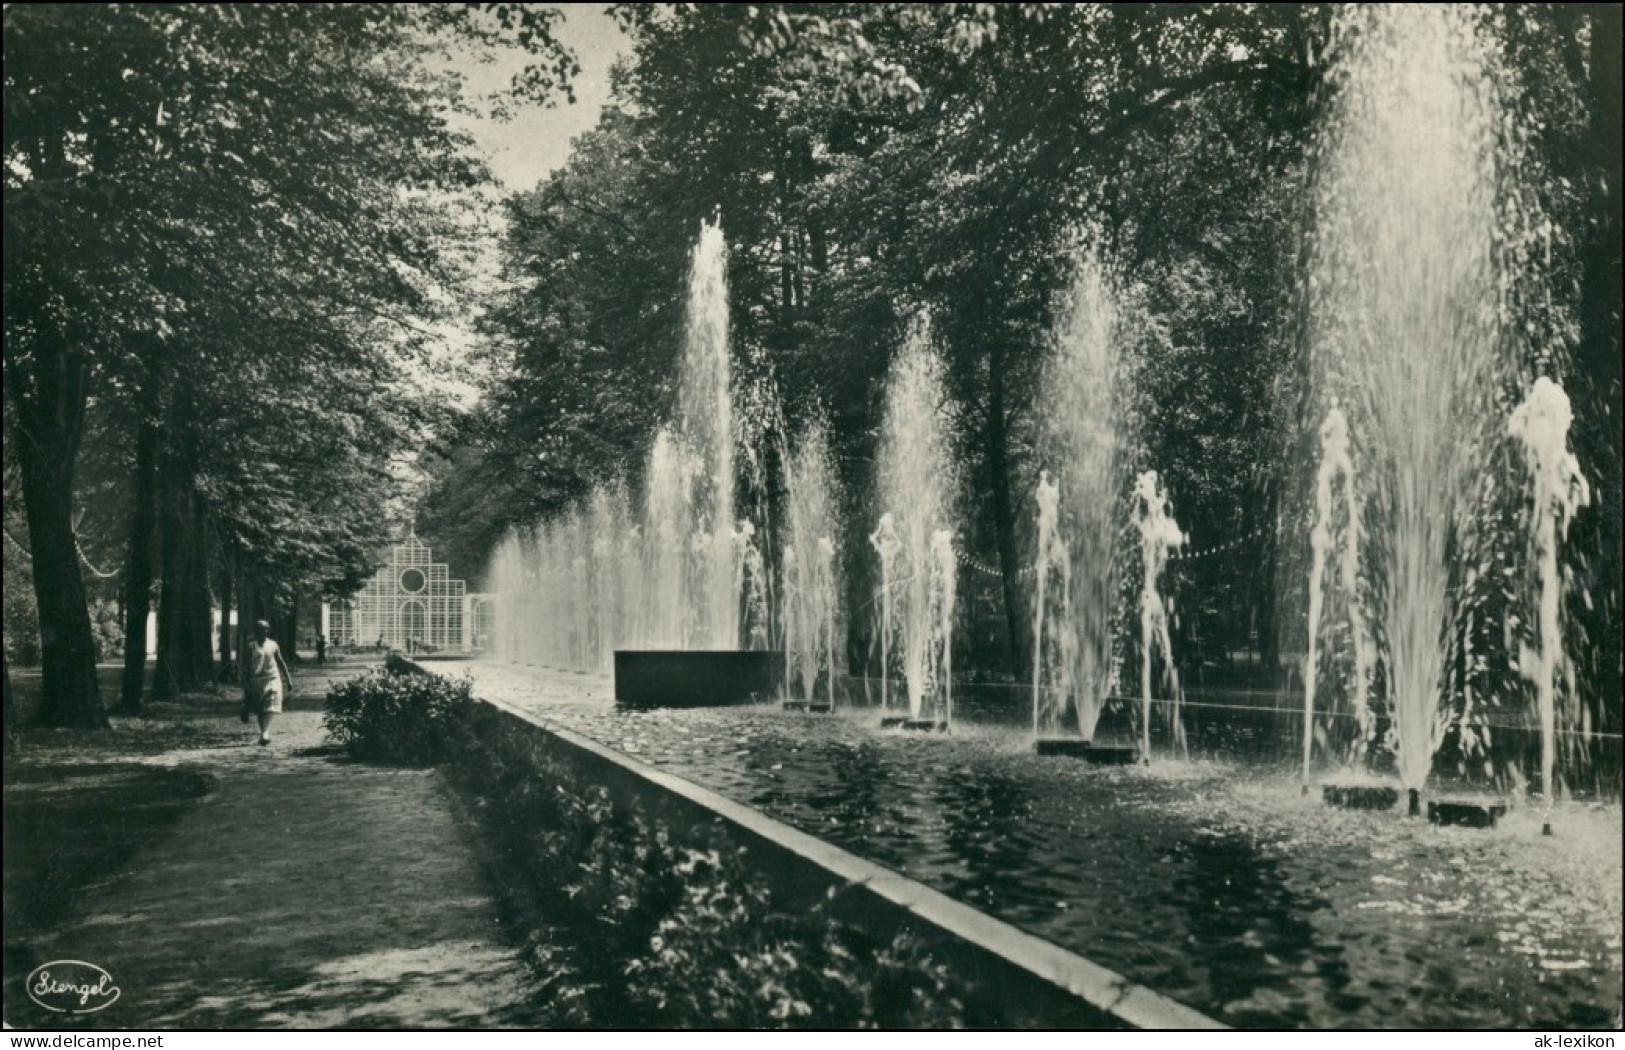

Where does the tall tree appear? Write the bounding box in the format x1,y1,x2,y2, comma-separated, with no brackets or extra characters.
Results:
5,5,575,723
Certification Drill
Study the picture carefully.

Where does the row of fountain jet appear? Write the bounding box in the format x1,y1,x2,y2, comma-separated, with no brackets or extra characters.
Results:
487,6,1598,811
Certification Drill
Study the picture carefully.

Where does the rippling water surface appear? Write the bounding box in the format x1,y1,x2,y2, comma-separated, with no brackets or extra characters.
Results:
445,661,1622,1029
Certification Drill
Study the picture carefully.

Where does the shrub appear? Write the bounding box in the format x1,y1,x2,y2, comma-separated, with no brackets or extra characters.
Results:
322,666,476,765
2,543,40,665
89,600,124,662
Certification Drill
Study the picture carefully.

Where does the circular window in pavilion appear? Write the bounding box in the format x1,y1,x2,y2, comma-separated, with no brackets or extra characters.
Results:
399,568,426,593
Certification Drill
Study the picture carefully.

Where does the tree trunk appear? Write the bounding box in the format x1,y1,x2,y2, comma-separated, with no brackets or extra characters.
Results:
153,471,184,700
116,385,161,714
3,650,18,753
153,459,214,699
986,337,1028,677
791,227,806,314
183,492,215,678
14,422,104,726
5,325,105,728
236,572,255,690
217,547,235,684
809,217,828,274
281,598,299,662
780,232,795,329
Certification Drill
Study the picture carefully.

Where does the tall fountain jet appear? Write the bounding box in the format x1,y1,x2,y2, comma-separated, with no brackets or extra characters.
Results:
869,513,901,709
677,217,739,651
930,527,958,726
875,313,959,723
587,484,637,672
1132,470,1185,762
1033,241,1130,742
487,217,763,678
1301,405,1376,787
782,422,842,705
1508,377,1590,833
633,216,754,651
1307,5,1526,799
487,529,528,662
643,429,697,648
1032,471,1074,737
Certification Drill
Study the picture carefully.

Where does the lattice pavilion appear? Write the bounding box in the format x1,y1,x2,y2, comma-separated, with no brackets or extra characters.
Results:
328,533,490,652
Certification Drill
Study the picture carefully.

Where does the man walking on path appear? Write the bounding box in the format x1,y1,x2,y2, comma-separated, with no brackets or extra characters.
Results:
241,619,294,746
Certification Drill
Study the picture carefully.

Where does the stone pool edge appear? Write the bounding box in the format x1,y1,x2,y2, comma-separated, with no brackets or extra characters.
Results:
471,690,1224,1030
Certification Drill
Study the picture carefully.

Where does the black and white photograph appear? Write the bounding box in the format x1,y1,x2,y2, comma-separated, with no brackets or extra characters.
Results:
4,2,1621,1035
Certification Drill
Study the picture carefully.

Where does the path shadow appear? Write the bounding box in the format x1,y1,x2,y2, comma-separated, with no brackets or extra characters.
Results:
3,764,214,1018
286,744,350,761
133,942,536,1028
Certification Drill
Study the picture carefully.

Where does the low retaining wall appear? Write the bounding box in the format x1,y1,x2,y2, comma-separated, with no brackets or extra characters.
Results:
473,691,1222,1030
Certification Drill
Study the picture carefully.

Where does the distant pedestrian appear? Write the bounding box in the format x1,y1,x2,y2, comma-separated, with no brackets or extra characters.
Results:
240,620,294,746
316,634,327,666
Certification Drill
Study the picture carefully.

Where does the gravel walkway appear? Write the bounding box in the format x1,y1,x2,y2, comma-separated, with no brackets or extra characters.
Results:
4,663,539,1030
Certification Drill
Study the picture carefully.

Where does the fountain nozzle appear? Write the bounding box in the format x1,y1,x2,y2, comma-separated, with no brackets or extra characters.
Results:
1407,788,1421,817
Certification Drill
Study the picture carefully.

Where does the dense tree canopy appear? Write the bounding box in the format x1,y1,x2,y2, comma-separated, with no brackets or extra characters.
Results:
4,4,576,725
434,4,1327,663
424,3,1617,736
6,4,1617,743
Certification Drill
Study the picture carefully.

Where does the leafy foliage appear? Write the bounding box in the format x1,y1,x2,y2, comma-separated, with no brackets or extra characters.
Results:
4,4,579,721
2,531,39,665
322,665,478,766
449,4,1329,672
447,3,1613,702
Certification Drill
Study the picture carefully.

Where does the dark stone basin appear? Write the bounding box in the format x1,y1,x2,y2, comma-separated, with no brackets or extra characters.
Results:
614,650,784,709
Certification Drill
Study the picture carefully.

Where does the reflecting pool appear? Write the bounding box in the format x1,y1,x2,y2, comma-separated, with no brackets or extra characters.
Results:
448,661,1622,1029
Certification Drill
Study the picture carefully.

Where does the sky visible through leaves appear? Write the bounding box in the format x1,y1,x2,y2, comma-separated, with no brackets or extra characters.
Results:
443,3,632,191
